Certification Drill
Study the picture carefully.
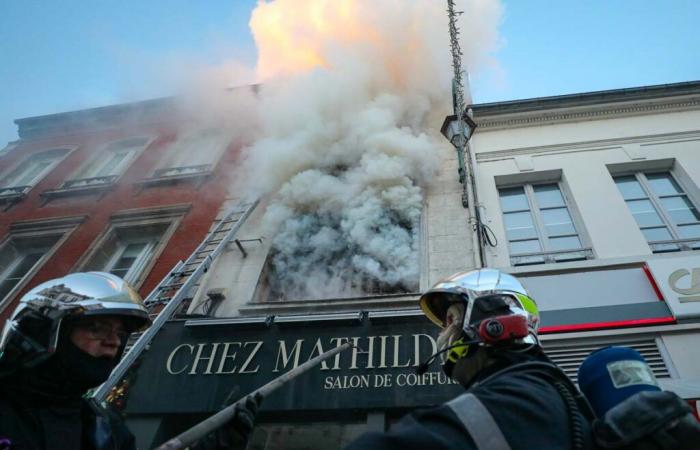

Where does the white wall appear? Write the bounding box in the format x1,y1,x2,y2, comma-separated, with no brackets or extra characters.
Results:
473,108,700,269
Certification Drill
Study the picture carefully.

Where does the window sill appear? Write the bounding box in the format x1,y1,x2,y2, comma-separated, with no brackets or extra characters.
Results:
237,292,421,317
510,247,594,267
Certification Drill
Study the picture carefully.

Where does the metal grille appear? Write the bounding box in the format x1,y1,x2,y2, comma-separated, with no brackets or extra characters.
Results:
542,338,670,384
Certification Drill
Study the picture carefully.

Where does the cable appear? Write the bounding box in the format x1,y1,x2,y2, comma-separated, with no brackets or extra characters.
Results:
554,381,585,450
479,222,498,248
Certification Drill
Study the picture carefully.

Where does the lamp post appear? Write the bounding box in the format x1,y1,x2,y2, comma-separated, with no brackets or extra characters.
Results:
440,111,484,268
440,112,477,186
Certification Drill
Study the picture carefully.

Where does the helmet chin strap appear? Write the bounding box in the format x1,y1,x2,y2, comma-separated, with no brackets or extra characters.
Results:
416,339,480,375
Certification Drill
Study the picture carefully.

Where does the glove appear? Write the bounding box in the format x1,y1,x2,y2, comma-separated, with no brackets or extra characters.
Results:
593,390,700,449
191,392,264,450
228,392,264,443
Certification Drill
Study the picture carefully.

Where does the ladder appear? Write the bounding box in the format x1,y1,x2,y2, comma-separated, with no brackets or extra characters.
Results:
92,199,259,403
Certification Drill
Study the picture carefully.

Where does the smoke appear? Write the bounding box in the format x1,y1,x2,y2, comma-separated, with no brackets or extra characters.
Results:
231,0,503,300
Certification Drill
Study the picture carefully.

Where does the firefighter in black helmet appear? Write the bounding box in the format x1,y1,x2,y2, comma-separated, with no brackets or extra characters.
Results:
345,268,597,450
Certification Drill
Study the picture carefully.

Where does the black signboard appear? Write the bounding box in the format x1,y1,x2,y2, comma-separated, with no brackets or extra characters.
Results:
124,315,463,414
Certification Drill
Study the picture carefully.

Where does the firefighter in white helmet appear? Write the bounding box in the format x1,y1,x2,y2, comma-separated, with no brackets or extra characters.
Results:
0,272,150,450
345,268,597,450
0,272,258,450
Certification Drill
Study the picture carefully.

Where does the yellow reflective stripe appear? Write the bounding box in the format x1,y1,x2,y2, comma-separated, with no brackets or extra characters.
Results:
516,293,538,316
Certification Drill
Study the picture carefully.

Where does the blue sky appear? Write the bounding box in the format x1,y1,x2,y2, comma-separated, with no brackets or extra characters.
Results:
1,0,699,146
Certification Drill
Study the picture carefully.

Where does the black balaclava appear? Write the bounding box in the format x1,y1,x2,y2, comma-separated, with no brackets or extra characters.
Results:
1,322,120,403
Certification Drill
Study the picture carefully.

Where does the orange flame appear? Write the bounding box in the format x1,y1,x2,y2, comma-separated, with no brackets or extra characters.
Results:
251,0,384,80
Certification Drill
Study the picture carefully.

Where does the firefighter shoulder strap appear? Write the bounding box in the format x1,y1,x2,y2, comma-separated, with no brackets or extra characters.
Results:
445,393,511,450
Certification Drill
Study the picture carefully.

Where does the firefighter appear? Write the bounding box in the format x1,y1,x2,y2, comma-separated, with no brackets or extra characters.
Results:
345,268,597,450
0,272,258,450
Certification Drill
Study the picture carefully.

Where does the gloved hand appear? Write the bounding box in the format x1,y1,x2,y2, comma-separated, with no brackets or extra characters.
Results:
228,392,264,444
191,392,264,450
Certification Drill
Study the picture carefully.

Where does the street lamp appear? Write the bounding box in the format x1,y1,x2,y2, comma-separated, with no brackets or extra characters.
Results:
440,112,477,187
440,112,477,150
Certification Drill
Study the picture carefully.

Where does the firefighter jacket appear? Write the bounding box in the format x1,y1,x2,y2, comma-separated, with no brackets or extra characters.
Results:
345,351,596,450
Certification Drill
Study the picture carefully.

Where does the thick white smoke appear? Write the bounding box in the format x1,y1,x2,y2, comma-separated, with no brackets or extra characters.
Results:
232,0,503,300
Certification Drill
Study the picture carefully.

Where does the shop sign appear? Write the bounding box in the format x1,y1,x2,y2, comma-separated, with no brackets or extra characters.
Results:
124,317,463,415
646,255,700,319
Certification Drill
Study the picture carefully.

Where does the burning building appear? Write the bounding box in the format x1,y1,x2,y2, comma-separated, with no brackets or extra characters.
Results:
1,0,700,448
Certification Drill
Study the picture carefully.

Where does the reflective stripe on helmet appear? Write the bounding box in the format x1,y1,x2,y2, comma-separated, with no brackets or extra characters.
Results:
515,293,538,317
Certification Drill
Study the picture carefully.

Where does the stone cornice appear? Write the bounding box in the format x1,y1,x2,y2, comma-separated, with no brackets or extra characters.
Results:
476,129,700,161
474,96,700,131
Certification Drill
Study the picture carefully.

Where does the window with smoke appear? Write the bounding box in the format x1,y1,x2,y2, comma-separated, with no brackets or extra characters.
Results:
261,187,422,301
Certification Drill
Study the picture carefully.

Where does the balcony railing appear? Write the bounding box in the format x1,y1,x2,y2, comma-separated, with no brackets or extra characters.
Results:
649,237,700,253
40,175,118,200
153,164,212,178
0,185,31,197
0,185,30,205
136,164,213,188
62,174,118,189
510,247,593,266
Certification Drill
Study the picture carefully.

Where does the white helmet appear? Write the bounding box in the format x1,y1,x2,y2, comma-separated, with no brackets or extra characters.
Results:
419,269,539,377
0,272,150,370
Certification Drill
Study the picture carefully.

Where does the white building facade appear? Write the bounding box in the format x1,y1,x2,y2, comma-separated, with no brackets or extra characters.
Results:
471,80,700,404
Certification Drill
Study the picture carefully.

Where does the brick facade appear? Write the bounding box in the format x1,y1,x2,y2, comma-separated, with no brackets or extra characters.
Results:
0,102,236,321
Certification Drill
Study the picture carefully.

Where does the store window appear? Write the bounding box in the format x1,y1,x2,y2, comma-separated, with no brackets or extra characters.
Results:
247,421,368,450
152,129,228,179
64,137,149,188
498,182,591,266
0,148,69,196
614,171,700,252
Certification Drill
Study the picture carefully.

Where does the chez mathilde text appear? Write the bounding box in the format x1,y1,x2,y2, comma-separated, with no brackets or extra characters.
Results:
164,334,459,389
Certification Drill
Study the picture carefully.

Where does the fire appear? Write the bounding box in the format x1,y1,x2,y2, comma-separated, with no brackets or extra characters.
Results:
250,0,381,80
238,0,504,300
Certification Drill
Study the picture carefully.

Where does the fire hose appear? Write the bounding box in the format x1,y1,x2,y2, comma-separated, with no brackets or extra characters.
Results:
155,341,355,450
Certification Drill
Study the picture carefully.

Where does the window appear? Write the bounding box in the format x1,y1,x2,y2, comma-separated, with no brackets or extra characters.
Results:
0,235,62,303
499,183,590,266
83,223,168,285
614,172,700,252
152,129,228,179
76,205,188,288
64,137,149,188
0,216,84,311
0,148,69,196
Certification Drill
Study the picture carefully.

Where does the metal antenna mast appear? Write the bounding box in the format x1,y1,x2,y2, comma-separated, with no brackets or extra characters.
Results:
446,0,486,267
447,0,466,121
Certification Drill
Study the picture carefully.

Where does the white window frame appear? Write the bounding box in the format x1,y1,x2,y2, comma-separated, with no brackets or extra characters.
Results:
614,170,700,253
63,136,153,189
73,205,189,289
0,216,84,312
0,147,73,196
102,240,157,284
498,180,592,266
152,129,229,179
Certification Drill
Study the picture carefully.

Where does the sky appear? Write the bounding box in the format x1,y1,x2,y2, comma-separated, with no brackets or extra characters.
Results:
0,0,699,146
